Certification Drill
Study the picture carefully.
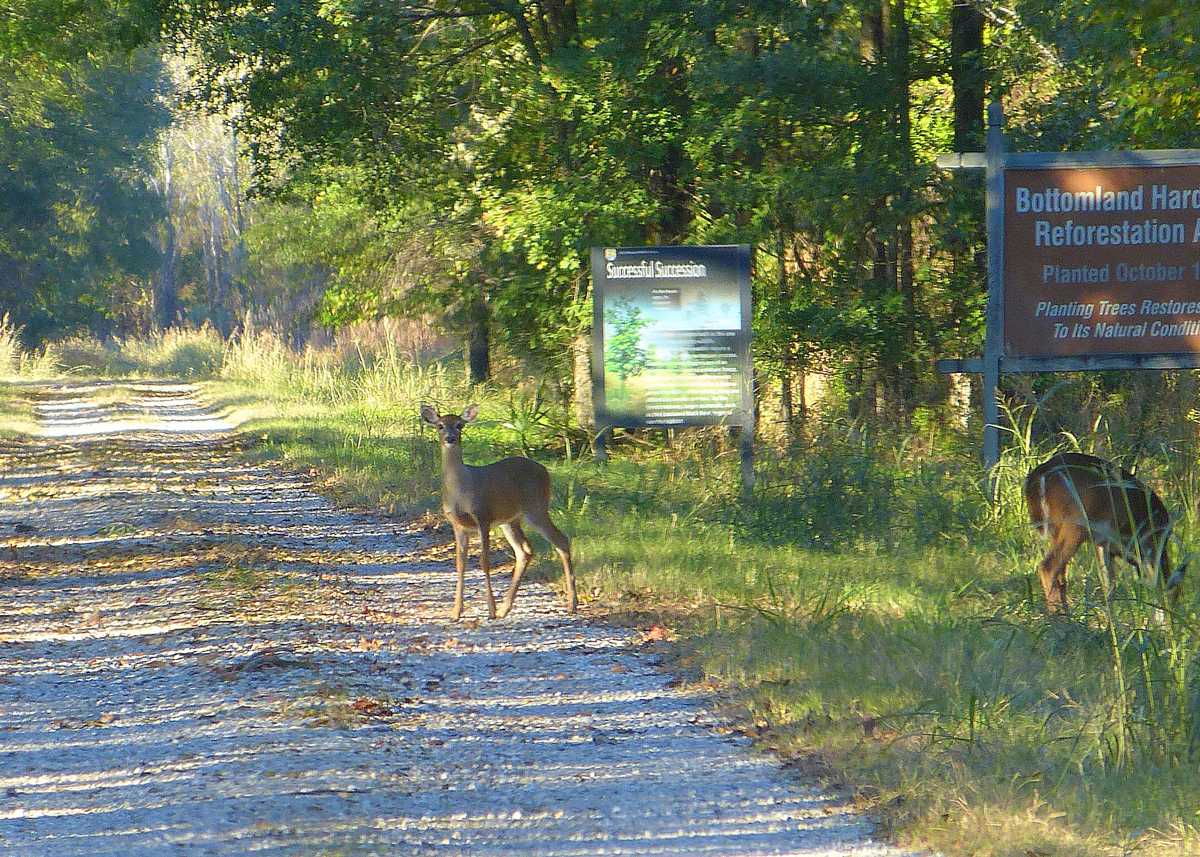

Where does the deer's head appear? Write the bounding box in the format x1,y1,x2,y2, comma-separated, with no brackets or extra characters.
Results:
420,404,479,446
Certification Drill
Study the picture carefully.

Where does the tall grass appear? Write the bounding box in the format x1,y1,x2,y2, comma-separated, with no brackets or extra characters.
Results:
996,397,1200,771
0,315,62,380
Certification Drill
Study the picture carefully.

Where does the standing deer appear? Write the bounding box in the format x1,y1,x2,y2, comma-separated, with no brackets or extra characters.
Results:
421,404,577,620
1025,452,1186,614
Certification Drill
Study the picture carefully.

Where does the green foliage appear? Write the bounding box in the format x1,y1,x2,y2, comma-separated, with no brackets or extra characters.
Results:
0,46,168,342
1016,0,1200,148
12,0,1193,414
244,168,412,328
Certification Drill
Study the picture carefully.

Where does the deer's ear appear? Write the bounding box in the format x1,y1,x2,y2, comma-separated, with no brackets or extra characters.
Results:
461,404,480,423
420,405,440,426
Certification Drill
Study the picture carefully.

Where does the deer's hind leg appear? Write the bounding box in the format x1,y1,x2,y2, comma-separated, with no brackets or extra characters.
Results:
496,521,533,619
1096,543,1117,601
1038,524,1085,614
525,509,577,613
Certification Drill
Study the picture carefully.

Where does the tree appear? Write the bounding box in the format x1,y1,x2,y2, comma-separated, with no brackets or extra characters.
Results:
0,46,168,342
604,298,650,385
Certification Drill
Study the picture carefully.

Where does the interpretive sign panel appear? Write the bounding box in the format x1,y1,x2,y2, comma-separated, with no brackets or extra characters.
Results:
1005,165,1200,357
591,244,752,428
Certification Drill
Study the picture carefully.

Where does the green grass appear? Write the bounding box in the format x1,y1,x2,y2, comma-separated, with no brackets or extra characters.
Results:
0,317,49,437
0,382,38,438
5,326,1200,856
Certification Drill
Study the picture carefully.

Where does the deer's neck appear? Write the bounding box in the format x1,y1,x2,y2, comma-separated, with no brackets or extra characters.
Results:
440,443,470,493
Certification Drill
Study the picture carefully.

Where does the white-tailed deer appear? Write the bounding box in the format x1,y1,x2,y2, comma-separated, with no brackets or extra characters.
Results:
421,404,577,620
1025,452,1186,614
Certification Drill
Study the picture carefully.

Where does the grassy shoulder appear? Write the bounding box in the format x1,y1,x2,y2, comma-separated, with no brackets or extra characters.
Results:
0,381,41,438
198,368,1199,857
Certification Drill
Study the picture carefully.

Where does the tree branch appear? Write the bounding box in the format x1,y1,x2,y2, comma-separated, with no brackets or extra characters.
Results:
481,0,543,67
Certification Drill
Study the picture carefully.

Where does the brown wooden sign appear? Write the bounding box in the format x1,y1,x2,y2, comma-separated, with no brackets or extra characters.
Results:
936,99,1200,471
1005,165,1200,357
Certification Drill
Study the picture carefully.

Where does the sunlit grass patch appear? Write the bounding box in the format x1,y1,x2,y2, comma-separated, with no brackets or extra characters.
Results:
197,543,330,619
204,559,269,594
686,549,1200,856
0,315,63,381
0,382,39,437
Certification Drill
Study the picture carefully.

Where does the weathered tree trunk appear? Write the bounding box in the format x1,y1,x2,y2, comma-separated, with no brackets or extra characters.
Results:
572,332,593,429
890,0,917,411
154,139,179,330
777,229,794,438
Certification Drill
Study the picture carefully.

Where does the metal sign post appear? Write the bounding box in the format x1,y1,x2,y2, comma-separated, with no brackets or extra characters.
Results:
983,100,1006,473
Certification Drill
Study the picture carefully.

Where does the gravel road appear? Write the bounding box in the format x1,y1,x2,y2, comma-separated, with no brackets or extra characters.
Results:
0,380,921,856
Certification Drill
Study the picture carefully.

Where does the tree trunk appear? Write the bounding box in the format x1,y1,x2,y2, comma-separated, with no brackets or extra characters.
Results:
950,0,987,287
797,368,808,436
572,332,593,429
648,53,692,242
154,139,179,330
777,229,794,438
891,0,916,411
223,126,249,328
950,2,986,154
205,202,230,336
211,135,249,333
466,285,489,385
157,218,179,330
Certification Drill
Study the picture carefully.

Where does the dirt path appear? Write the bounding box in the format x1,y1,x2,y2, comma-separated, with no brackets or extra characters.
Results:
0,381,918,856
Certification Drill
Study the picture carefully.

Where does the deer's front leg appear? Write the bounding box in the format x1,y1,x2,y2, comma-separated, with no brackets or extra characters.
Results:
479,522,497,620
451,526,469,621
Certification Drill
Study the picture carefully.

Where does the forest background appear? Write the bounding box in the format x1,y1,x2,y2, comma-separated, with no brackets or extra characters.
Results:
5,2,1200,856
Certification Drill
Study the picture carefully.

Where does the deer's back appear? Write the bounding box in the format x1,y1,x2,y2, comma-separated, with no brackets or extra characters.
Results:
455,456,551,524
1025,452,1169,540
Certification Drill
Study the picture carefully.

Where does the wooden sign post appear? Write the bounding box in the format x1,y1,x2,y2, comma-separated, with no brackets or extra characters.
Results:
938,100,1200,475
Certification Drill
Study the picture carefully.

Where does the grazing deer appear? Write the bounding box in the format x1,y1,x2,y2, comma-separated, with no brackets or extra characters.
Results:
421,404,577,621
1025,452,1186,614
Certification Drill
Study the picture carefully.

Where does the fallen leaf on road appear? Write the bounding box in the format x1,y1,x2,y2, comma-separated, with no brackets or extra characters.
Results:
351,697,393,718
